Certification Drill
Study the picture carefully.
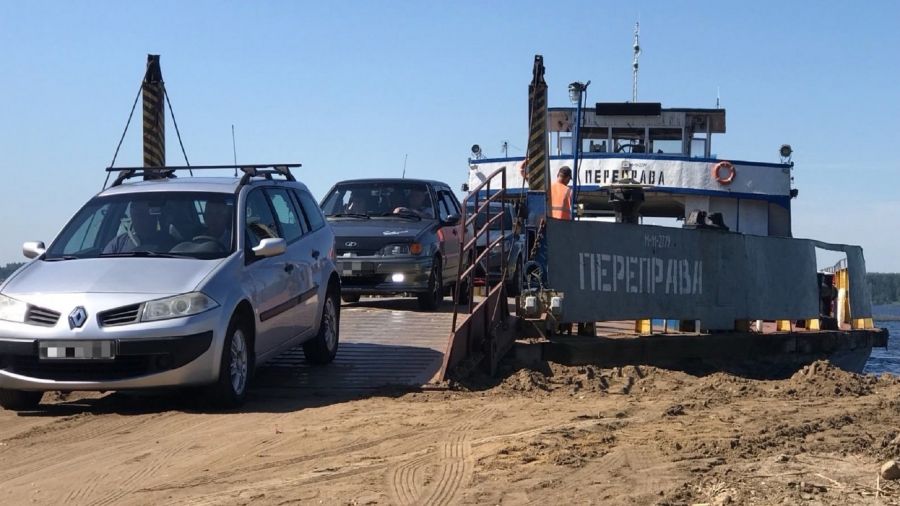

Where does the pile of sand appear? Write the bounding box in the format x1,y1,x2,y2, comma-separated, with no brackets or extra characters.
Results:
781,360,891,398
495,363,693,397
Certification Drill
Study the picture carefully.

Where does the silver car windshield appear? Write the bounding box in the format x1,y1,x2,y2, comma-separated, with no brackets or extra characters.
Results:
45,192,236,260
321,182,435,220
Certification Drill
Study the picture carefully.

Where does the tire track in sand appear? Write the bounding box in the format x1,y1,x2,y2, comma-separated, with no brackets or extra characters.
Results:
390,454,431,505
387,408,492,506
135,428,430,494
57,413,220,505
0,412,172,486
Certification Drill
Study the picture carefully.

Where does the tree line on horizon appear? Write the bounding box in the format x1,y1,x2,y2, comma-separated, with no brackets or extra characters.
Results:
3,261,900,305
866,273,900,305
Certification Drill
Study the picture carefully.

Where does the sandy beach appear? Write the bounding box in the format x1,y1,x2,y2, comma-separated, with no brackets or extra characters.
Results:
1,360,899,505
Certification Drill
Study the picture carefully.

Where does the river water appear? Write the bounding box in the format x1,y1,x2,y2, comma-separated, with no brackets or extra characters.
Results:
866,305,900,375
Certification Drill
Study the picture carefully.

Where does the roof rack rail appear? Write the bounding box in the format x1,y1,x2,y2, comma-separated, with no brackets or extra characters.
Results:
105,164,301,188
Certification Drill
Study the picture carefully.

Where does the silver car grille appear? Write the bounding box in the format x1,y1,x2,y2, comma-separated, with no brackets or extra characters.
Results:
98,304,142,327
25,306,61,327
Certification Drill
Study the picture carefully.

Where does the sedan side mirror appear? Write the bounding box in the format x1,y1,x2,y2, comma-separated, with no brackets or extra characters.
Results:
23,241,46,259
251,237,286,258
443,213,460,226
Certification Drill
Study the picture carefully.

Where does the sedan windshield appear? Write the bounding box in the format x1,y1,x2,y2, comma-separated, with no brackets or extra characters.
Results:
321,182,436,220
45,192,236,260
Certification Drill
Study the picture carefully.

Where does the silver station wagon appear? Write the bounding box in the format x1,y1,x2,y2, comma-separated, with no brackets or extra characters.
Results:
0,165,340,410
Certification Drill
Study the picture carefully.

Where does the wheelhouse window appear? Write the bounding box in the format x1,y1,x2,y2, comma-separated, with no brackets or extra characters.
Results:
45,192,236,260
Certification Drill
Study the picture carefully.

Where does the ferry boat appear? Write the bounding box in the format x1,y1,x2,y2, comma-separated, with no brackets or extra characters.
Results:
452,54,887,376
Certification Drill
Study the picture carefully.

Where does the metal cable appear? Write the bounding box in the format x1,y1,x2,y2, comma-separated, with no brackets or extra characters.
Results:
163,85,192,175
104,83,143,189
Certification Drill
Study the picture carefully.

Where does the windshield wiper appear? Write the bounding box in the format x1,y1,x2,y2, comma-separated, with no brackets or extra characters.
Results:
329,213,371,219
378,212,421,221
44,255,79,262
99,251,194,259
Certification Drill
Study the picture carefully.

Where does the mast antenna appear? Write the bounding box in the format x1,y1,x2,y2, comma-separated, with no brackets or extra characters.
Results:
632,22,641,102
231,124,237,176
401,153,408,178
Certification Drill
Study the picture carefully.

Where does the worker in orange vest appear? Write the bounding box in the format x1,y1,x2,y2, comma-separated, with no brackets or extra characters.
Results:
550,166,573,219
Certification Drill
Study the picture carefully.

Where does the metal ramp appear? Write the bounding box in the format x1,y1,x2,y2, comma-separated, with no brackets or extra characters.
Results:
255,298,452,392
256,167,516,392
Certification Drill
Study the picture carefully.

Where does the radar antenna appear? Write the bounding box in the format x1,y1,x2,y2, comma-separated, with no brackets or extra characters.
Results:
632,22,641,102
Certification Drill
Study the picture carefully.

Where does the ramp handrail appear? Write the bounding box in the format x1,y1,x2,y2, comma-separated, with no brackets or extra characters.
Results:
451,166,508,331
439,166,516,380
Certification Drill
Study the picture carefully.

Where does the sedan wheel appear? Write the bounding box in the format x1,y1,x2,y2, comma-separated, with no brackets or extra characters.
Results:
417,259,442,311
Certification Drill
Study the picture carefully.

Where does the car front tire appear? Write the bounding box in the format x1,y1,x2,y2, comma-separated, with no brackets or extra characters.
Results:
0,389,43,411
341,294,361,304
417,258,442,311
210,318,251,408
304,288,340,364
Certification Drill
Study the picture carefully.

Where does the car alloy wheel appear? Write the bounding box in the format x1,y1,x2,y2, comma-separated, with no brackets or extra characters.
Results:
230,328,249,396
322,297,337,353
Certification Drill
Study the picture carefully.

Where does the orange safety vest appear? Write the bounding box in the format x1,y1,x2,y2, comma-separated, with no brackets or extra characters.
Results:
550,181,572,219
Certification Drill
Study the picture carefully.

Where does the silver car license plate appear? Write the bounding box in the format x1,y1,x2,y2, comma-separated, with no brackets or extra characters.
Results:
39,340,116,360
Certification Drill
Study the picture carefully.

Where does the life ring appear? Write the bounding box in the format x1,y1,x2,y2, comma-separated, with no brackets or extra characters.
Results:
713,161,736,185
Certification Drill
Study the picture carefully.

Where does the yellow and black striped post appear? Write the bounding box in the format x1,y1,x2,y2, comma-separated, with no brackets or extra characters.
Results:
142,54,166,178
526,55,549,193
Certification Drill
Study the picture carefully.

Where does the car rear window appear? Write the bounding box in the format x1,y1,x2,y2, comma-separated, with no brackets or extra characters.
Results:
294,189,326,232
266,188,304,243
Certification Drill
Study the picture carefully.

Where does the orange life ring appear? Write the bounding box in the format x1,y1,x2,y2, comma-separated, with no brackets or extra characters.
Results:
713,161,736,185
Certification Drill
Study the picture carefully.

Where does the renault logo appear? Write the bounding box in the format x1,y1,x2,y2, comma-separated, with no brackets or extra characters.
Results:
345,241,358,247
68,307,87,329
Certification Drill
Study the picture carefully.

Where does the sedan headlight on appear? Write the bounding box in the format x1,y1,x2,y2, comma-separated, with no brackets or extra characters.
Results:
379,243,423,256
0,294,28,323
141,292,219,322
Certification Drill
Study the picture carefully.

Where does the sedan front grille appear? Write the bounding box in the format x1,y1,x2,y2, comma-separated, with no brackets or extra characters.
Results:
98,304,142,327
25,306,60,327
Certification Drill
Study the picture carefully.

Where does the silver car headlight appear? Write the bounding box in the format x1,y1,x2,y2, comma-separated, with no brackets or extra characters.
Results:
0,294,28,323
140,292,219,322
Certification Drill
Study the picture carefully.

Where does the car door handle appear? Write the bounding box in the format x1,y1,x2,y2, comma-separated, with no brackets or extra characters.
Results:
452,229,458,236
312,250,321,259
284,263,295,273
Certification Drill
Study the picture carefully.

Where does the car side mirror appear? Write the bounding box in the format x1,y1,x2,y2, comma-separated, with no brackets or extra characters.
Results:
251,237,286,258
23,241,46,259
443,213,460,226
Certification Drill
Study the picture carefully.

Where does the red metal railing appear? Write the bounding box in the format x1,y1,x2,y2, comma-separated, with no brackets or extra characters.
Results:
441,167,515,379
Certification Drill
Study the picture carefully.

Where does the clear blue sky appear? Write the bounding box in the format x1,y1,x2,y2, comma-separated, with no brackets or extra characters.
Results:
2,1,899,269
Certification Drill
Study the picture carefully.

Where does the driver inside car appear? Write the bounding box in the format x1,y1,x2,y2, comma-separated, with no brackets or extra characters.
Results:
392,188,434,219
103,201,176,254
202,200,233,249
344,193,369,215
